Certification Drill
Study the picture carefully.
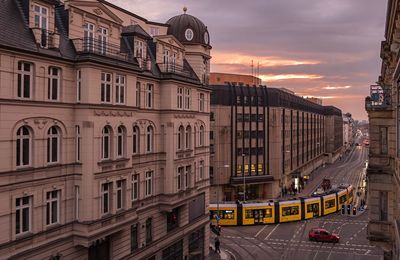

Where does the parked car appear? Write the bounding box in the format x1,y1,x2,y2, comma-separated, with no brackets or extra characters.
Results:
308,228,339,243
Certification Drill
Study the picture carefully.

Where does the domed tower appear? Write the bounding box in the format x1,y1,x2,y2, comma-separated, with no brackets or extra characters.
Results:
166,7,211,85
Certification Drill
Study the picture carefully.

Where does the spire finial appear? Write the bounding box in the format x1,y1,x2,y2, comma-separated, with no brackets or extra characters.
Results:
183,6,187,14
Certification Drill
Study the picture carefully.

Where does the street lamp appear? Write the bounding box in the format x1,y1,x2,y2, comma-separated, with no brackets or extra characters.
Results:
217,164,230,226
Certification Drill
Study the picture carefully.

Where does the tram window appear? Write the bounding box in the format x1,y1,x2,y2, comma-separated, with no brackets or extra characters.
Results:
282,206,299,216
222,210,235,219
339,195,346,204
306,203,319,213
265,208,272,218
245,210,253,218
325,199,335,209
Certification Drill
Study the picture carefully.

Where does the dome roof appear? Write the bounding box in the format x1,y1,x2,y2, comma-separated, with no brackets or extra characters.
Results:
166,9,210,46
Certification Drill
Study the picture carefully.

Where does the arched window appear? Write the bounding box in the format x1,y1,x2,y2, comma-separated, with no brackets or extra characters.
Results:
102,126,111,159
185,126,191,149
16,126,32,167
199,125,204,146
178,125,184,150
47,126,60,164
133,126,140,155
116,126,125,158
146,125,154,153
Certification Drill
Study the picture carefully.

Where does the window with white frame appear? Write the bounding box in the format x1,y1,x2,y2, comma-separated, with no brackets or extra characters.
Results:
145,84,153,108
177,87,183,109
185,165,191,189
133,126,140,155
116,180,125,210
16,196,32,235
178,126,184,151
98,27,108,55
33,4,48,47
83,22,94,51
199,93,205,112
115,75,125,104
76,70,81,102
48,67,60,101
101,182,112,215
75,185,79,220
145,171,153,197
136,82,141,107
164,50,170,65
199,160,204,180
16,126,32,167
146,125,154,153
134,40,146,59
149,27,159,36
101,126,111,160
75,125,81,162
116,126,125,158
185,126,191,150
101,72,112,103
132,174,139,201
177,167,184,191
172,52,177,68
184,88,191,110
17,61,32,99
199,125,204,146
46,190,60,226
47,126,60,164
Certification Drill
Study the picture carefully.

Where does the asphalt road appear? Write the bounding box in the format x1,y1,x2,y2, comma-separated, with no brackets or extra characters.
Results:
218,145,383,260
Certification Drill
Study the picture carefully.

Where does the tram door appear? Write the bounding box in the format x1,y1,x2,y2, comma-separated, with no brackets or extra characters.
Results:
312,203,319,217
253,209,264,224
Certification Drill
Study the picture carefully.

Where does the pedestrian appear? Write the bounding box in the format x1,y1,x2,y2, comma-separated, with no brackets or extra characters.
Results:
215,236,221,253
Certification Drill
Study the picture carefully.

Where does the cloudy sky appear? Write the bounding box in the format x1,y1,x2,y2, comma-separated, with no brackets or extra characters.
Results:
111,0,387,120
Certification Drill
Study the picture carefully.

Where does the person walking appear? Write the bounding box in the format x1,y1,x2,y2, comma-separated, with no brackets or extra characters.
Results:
215,236,221,253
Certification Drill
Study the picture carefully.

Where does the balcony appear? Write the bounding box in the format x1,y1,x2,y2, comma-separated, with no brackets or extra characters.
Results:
157,63,197,79
32,28,60,49
72,38,133,62
365,84,392,111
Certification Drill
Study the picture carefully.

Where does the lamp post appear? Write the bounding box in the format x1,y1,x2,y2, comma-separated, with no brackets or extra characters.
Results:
217,164,230,226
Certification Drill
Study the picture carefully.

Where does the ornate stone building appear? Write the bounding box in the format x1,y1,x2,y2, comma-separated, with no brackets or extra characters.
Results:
210,83,343,202
365,1,400,259
0,0,211,259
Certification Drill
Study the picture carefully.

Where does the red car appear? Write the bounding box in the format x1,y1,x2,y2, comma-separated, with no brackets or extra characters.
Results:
308,228,339,243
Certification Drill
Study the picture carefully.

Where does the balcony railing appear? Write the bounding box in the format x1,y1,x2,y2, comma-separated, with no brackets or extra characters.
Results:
366,84,392,109
157,63,197,79
72,38,132,62
32,28,59,49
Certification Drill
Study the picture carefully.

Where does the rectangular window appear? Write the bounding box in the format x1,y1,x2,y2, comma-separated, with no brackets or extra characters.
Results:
167,208,179,232
75,185,79,220
185,165,191,189
136,82,141,107
101,72,112,103
134,40,145,59
75,125,81,162
116,180,125,210
98,27,108,55
101,182,111,215
146,84,153,108
146,218,152,243
34,4,48,47
83,22,94,51
16,196,32,235
17,62,32,99
131,224,138,252
145,171,153,197
76,70,81,102
184,88,191,110
199,160,204,180
177,167,184,191
177,87,183,109
132,174,139,201
115,75,125,104
380,127,388,155
150,27,159,37
379,191,388,221
46,190,60,225
199,93,205,112
48,67,60,101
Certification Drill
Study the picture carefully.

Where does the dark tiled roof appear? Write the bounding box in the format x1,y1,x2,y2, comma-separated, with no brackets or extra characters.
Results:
122,25,152,40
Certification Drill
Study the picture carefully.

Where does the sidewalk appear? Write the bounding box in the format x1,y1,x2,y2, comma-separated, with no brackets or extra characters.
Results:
207,243,229,260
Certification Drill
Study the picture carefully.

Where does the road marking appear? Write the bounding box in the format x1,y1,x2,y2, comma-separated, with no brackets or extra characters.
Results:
365,249,371,255
265,224,280,240
254,224,268,238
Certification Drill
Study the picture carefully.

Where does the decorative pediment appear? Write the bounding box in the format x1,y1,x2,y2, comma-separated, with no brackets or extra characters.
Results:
69,1,123,25
154,35,185,50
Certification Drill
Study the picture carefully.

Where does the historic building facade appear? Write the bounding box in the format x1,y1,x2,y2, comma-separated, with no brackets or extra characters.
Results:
0,0,211,259
210,83,343,202
365,0,400,259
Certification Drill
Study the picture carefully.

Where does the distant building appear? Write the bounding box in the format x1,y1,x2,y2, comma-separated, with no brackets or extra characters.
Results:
365,0,400,259
210,82,343,202
306,97,323,105
209,72,262,86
